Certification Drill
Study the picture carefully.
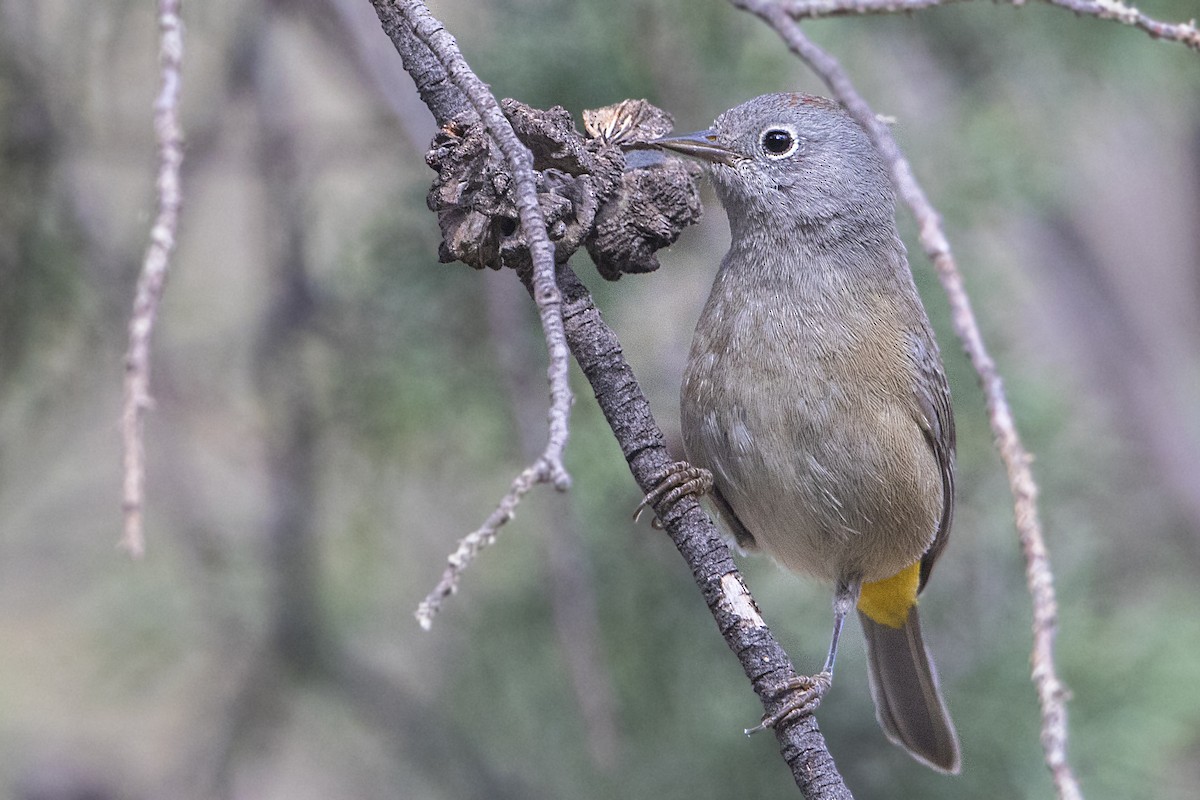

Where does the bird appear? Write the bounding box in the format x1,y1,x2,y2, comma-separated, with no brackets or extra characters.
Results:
643,92,961,773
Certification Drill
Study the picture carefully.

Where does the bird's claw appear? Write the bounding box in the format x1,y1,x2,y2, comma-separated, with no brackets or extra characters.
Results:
633,461,714,528
745,671,833,735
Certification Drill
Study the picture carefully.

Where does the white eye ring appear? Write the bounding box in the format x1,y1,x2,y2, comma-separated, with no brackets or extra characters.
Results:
760,125,800,159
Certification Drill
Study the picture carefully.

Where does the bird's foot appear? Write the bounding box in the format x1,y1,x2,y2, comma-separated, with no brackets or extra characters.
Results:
633,461,713,528
744,671,833,735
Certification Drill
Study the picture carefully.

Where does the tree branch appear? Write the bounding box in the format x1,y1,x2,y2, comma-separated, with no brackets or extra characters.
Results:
732,3,1083,798
121,0,184,557
776,0,1200,51
556,264,852,799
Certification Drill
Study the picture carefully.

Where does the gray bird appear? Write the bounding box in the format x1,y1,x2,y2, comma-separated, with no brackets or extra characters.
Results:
648,92,960,773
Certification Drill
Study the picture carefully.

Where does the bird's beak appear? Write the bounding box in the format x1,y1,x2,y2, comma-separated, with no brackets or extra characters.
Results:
651,129,740,166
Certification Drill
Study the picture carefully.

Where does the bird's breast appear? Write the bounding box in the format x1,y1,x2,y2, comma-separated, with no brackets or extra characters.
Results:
680,264,940,584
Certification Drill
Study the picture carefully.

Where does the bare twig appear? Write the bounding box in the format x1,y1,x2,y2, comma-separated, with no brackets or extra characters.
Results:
733,2,1083,797
121,0,184,558
778,0,1200,50
415,462,547,630
372,0,573,627
780,0,960,15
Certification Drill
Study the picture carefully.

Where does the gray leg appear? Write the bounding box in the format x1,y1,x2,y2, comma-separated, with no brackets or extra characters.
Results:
747,577,862,734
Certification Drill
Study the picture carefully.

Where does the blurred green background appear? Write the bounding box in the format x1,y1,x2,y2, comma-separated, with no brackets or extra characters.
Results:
2,0,1199,798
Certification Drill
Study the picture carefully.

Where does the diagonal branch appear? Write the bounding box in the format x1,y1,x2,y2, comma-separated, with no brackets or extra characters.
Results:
776,0,1200,51
732,3,1083,798
555,264,853,799
121,0,184,557
370,1,574,628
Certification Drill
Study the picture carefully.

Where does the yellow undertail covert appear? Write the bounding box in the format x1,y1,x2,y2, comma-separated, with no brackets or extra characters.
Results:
857,560,921,629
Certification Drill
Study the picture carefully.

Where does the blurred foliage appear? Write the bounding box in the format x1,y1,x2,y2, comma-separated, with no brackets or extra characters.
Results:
325,184,514,467
1,1,1199,799
0,49,81,385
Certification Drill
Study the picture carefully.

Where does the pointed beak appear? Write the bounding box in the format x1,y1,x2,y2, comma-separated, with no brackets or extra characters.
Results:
651,129,740,166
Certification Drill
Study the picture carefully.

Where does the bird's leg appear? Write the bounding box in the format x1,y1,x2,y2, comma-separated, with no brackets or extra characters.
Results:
633,461,714,527
746,577,862,734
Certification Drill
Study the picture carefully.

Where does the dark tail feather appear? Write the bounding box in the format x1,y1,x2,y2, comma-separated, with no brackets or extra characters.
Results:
859,607,961,774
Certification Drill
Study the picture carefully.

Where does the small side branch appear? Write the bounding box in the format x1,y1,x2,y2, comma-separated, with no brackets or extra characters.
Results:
776,0,1200,50
1043,0,1199,49
734,4,1082,798
392,3,572,488
780,0,963,16
415,461,550,630
121,0,184,557
376,1,572,628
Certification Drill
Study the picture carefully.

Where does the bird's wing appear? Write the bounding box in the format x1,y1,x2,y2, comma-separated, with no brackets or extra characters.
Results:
709,483,759,552
908,329,956,593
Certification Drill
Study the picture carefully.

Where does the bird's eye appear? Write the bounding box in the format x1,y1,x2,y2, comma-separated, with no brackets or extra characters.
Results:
761,127,798,158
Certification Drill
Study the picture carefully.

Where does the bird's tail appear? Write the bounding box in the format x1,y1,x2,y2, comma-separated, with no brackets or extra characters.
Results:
858,606,961,774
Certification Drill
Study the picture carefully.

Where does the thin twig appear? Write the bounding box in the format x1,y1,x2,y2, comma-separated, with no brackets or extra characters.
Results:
777,0,1200,50
781,0,962,15
121,0,184,558
378,0,573,627
416,462,547,629
733,3,1083,797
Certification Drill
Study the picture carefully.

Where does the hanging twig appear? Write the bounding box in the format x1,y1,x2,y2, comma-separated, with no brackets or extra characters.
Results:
732,2,1082,798
121,0,184,557
372,1,573,629
415,463,549,629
